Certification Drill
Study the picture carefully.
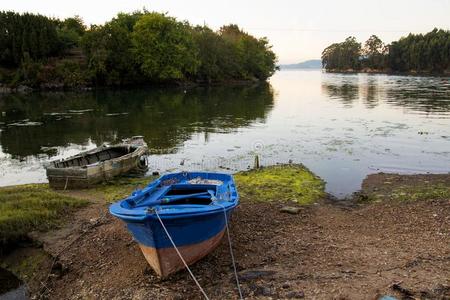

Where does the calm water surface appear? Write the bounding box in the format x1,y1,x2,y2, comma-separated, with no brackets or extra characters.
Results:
1,70,449,197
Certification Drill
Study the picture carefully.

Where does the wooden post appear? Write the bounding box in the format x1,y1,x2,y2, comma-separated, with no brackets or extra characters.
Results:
254,155,260,169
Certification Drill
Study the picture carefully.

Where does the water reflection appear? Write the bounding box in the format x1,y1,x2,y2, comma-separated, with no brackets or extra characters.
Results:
0,83,274,158
321,82,359,107
321,74,450,114
1,71,449,196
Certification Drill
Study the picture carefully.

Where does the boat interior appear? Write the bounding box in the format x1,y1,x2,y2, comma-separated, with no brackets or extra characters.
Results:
53,146,138,168
161,185,216,205
130,183,219,208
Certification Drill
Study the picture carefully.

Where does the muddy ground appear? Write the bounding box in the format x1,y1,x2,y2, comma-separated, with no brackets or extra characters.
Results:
3,173,450,300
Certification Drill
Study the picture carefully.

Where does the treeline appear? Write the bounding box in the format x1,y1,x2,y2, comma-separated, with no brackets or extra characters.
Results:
0,12,85,66
321,29,450,74
0,10,277,89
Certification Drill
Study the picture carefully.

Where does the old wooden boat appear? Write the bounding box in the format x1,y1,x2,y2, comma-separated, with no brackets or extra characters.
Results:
109,172,239,278
45,136,148,189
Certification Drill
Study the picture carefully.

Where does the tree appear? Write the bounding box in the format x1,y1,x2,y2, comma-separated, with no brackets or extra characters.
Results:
321,37,361,71
387,28,450,73
81,13,142,85
0,11,62,67
132,13,200,81
362,35,386,69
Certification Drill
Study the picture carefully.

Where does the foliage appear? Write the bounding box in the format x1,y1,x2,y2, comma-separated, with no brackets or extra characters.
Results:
389,28,450,73
322,29,450,73
12,53,44,87
52,60,88,87
321,37,361,70
362,35,387,69
0,184,87,245
81,12,144,85
80,12,277,85
132,13,200,81
0,10,277,87
0,11,62,67
57,16,86,50
191,24,277,82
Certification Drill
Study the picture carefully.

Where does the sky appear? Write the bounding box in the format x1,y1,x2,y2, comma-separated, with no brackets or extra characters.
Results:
2,0,450,64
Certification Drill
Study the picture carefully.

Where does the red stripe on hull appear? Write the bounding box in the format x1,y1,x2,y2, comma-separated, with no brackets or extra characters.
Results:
139,229,225,278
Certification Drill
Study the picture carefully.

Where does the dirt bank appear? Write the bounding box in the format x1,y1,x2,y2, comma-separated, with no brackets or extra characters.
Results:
1,169,449,299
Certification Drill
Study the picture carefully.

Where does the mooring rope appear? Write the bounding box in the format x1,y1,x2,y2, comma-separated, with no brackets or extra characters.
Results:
154,210,210,300
215,202,244,300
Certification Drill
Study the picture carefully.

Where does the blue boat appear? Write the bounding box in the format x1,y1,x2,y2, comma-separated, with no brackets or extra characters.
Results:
109,172,239,278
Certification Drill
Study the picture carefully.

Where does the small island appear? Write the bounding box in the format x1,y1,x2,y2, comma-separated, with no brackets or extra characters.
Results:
321,28,450,75
0,11,277,91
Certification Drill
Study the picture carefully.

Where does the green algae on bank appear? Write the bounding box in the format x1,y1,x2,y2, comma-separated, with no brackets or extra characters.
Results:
359,173,450,202
362,184,450,202
93,166,327,205
234,164,326,204
0,184,87,245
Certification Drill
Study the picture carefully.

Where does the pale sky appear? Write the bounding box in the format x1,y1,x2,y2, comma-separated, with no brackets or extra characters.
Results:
2,0,449,64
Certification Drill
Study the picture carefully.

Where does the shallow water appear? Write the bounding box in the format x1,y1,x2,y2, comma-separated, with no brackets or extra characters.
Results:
0,70,449,197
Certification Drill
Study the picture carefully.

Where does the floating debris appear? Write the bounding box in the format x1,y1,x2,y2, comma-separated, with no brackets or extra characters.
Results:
44,112,67,116
7,120,43,127
68,109,94,113
105,112,129,117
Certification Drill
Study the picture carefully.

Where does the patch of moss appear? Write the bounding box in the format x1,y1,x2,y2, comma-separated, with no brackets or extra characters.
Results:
0,184,88,245
234,164,325,205
389,184,450,201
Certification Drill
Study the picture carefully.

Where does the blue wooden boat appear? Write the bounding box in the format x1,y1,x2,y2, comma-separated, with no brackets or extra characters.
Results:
109,172,239,278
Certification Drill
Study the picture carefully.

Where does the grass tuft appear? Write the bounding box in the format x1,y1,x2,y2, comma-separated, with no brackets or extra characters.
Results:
388,184,450,201
0,184,88,245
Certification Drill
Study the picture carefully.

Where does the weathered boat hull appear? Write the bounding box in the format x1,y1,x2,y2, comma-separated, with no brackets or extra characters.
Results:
125,207,233,278
46,137,148,189
139,229,225,278
109,172,239,278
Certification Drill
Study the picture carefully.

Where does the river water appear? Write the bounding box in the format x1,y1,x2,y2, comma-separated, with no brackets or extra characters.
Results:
0,70,449,197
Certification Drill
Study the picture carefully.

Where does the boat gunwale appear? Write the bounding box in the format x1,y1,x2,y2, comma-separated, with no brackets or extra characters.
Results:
110,200,238,221
109,172,239,222
46,143,148,171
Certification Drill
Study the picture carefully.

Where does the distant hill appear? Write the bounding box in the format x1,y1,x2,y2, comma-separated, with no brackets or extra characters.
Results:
280,59,322,70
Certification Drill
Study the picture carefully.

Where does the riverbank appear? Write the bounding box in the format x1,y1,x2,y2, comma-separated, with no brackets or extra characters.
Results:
0,77,263,94
1,165,449,299
324,68,450,76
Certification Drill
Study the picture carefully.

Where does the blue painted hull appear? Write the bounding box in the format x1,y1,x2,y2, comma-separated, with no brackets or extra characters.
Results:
109,172,239,277
126,208,233,249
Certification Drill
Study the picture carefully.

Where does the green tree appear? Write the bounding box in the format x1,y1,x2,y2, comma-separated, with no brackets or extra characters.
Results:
81,13,142,85
57,16,86,49
0,11,62,66
388,28,450,73
321,37,361,71
132,13,200,81
362,35,386,69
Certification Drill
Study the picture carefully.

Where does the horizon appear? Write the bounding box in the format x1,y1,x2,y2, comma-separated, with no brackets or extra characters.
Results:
2,0,450,64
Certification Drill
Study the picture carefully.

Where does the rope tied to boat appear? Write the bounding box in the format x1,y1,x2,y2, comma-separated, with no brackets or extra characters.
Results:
154,209,210,300
214,201,244,300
